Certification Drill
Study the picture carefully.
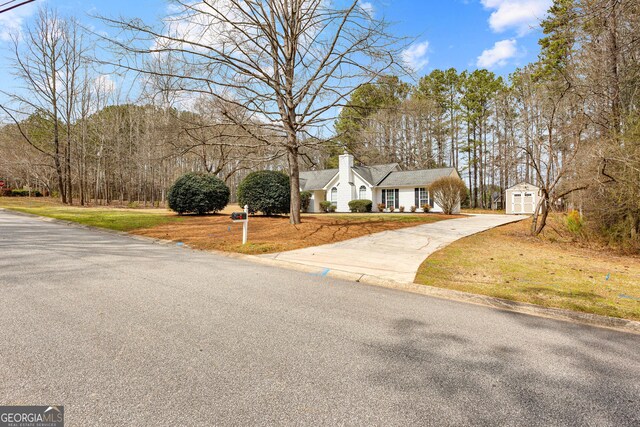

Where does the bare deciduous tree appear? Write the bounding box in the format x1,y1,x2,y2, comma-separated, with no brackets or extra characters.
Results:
428,176,466,215
101,0,403,223
0,8,89,204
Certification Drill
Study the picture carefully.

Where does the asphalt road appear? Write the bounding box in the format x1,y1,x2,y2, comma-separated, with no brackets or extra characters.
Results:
0,210,638,426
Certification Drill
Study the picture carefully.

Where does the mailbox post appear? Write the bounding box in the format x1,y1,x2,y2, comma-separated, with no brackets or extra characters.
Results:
242,204,248,244
230,205,249,245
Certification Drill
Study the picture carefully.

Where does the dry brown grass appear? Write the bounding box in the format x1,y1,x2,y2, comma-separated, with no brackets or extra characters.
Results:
416,216,640,320
461,208,506,214
133,212,455,254
1,197,458,255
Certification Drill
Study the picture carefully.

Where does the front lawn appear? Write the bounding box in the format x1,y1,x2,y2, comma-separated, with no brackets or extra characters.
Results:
415,217,640,321
0,197,182,231
1,197,455,254
133,212,455,254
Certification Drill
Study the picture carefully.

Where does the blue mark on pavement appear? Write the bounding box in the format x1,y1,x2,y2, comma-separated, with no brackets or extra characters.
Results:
311,268,331,277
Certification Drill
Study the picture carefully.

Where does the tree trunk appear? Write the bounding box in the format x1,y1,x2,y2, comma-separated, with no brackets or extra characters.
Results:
54,123,66,204
531,190,549,236
287,145,301,225
479,119,485,209
472,126,478,208
66,129,73,205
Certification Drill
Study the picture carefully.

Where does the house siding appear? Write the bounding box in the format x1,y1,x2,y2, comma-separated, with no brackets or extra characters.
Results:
353,173,372,202
337,154,354,212
308,190,326,213
372,186,461,213
301,154,462,214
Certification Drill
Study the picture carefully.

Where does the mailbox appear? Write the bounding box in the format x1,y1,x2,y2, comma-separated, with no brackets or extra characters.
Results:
231,212,247,221
231,205,249,245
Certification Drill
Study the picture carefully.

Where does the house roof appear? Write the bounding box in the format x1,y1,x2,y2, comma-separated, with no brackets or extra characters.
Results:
353,163,400,185
377,168,457,187
300,163,399,190
299,169,338,191
300,164,454,190
506,182,540,191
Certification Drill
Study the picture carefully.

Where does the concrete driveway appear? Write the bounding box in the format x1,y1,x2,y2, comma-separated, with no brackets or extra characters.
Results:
262,214,528,283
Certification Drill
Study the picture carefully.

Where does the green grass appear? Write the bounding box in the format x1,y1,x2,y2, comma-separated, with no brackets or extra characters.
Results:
0,197,182,231
415,218,640,321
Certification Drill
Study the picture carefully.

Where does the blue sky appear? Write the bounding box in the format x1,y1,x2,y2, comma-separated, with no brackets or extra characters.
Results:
0,0,552,93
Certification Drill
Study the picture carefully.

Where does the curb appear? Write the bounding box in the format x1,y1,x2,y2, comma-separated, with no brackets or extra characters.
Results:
234,255,640,335
3,207,639,335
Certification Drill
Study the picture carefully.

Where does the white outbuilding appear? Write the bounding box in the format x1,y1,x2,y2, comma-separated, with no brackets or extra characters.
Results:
505,182,541,215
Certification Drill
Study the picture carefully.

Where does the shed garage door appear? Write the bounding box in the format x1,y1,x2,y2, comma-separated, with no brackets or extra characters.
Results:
512,191,536,214
523,192,535,213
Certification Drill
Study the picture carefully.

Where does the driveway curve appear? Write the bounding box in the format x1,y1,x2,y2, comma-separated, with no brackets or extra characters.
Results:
263,214,528,283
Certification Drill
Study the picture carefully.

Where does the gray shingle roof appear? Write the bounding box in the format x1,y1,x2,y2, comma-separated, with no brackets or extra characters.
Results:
300,164,455,190
299,169,338,191
377,168,457,187
353,163,400,185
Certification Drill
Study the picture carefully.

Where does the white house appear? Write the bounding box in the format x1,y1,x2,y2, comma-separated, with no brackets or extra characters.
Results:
300,153,461,213
505,182,541,214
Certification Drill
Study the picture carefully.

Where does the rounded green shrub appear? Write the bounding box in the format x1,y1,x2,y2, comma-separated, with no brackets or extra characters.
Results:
348,199,372,213
168,172,230,215
320,201,336,213
237,170,290,215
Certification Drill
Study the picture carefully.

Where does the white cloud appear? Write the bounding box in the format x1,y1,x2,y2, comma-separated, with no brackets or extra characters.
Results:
95,75,116,94
359,1,375,17
155,1,287,57
477,39,517,68
0,1,38,41
402,40,429,72
481,0,552,36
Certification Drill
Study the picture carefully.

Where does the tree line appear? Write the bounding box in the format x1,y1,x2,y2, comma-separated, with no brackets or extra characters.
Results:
1,1,401,224
0,0,638,249
333,0,639,247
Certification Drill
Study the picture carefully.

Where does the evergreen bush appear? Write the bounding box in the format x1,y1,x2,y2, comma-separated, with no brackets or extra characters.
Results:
168,172,230,215
237,170,290,215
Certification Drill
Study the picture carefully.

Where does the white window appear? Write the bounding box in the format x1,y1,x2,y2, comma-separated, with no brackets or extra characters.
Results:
415,188,429,207
386,190,395,208
382,189,399,209
330,187,338,206
359,185,366,200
